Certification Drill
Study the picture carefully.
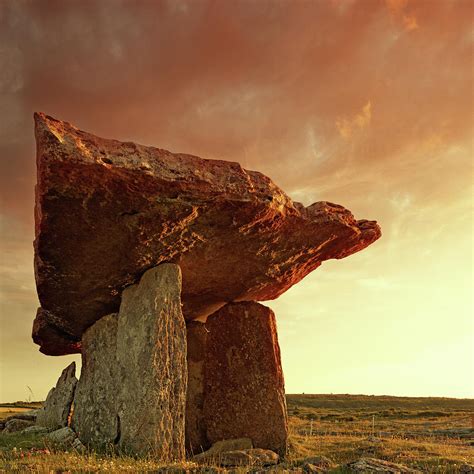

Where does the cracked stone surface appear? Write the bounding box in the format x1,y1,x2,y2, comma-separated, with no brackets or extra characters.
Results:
72,264,187,460
186,302,288,456
33,112,381,355
36,362,77,430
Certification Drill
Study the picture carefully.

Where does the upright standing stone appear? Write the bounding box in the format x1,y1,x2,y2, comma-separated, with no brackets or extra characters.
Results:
190,302,288,456
36,362,77,430
185,321,209,454
116,263,187,459
72,263,187,461
72,314,119,447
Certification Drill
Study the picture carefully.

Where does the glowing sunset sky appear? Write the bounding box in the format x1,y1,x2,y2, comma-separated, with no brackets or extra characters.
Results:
0,0,472,401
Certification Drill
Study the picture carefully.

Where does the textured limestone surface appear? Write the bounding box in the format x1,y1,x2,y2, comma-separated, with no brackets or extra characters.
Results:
46,426,77,445
185,321,209,454
344,457,421,473
116,263,187,458
73,264,187,461
33,112,381,355
36,362,77,430
192,438,253,461
72,314,119,448
186,302,288,455
3,419,34,433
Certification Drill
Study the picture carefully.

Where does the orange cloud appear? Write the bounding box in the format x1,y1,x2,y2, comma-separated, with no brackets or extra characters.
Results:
336,101,372,139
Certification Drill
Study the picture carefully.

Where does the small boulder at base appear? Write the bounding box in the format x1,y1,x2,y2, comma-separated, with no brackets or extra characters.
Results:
3,419,34,433
21,425,50,435
46,427,77,445
72,437,86,452
345,458,420,473
202,302,288,456
5,410,38,422
301,455,335,473
36,362,77,430
208,448,279,467
192,438,253,461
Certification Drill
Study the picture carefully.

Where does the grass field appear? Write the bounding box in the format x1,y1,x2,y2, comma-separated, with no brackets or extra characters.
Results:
0,394,472,472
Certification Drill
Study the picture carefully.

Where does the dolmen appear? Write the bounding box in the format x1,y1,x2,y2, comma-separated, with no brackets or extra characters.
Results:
32,113,381,461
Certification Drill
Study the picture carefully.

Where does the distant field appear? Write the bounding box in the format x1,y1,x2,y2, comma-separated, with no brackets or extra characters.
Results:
0,394,473,472
287,394,473,472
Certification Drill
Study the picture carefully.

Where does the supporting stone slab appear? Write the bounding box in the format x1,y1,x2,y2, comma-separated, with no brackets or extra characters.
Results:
72,314,119,447
73,263,187,461
186,301,288,456
185,321,208,454
36,362,77,430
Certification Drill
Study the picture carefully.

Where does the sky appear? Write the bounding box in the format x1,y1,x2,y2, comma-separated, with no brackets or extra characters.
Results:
0,0,472,402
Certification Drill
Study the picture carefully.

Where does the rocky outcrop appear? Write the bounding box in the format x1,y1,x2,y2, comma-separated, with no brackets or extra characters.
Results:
3,419,34,433
36,362,77,430
73,264,187,460
186,302,288,456
345,458,420,473
33,112,381,355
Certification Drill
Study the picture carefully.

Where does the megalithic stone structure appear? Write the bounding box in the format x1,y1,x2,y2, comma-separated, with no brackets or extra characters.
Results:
73,264,187,460
186,302,288,456
32,113,381,460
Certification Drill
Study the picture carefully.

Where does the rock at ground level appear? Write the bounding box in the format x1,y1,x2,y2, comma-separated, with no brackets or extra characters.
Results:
4,410,38,422
36,362,77,430
3,419,35,433
33,112,381,356
345,457,420,473
72,437,86,452
192,438,253,461
300,455,335,473
201,448,279,467
73,264,187,461
46,426,77,445
21,425,50,435
202,302,288,456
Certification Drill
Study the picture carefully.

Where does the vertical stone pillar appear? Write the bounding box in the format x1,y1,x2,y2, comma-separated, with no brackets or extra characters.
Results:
36,362,77,430
185,301,288,456
116,263,187,459
185,321,209,454
73,264,187,461
72,314,119,447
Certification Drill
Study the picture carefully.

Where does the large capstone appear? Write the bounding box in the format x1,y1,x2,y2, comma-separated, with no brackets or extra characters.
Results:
36,362,77,430
186,302,288,456
32,112,381,355
73,264,187,460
